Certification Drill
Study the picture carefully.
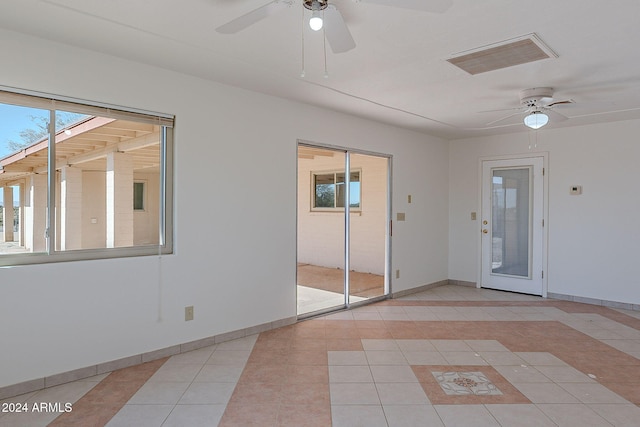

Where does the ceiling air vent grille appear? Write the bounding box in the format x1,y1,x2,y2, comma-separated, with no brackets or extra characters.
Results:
447,33,557,75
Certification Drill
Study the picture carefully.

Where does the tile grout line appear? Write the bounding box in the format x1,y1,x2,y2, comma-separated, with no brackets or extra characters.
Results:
0,316,296,402
3,287,640,426
171,338,256,426
48,357,170,426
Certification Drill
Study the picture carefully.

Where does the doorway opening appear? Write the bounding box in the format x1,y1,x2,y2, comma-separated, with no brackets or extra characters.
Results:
297,143,390,316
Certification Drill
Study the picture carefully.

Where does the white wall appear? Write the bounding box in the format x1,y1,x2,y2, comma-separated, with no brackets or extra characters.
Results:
449,120,640,306
0,29,449,388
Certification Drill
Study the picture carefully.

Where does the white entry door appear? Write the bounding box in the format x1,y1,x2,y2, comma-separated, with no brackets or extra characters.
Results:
481,157,545,296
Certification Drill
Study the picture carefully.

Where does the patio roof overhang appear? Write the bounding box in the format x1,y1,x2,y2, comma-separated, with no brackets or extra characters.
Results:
0,116,160,186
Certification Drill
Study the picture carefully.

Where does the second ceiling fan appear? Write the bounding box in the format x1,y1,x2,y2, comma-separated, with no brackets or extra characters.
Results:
484,88,575,129
216,0,453,54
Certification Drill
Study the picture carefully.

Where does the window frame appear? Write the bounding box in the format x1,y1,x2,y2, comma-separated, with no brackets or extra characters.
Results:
0,86,174,266
310,168,361,212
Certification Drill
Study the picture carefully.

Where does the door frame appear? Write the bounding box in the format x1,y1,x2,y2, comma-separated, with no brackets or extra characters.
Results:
477,153,548,297
296,139,393,318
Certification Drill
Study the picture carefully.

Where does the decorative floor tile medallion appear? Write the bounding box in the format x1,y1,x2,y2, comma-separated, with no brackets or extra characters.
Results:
432,371,502,396
413,365,529,404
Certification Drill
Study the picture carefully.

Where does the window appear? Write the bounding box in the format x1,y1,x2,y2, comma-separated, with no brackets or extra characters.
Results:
133,182,145,211
312,170,360,210
0,88,174,265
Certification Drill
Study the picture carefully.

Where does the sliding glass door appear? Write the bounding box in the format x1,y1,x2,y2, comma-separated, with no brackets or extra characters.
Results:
348,152,388,305
297,143,390,316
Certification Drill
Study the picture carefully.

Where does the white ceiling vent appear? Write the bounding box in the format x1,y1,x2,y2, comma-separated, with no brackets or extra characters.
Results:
447,33,558,75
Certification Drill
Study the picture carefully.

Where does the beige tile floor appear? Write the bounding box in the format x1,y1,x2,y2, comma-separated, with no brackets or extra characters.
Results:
1,285,640,426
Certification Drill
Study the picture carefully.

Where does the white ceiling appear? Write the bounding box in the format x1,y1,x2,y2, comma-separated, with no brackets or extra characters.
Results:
2,0,640,139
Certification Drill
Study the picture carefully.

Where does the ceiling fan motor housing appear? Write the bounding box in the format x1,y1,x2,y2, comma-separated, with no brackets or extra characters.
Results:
304,0,329,11
520,87,554,107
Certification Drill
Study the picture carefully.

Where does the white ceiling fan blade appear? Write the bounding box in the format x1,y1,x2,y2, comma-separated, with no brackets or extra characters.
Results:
324,5,356,54
486,112,523,126
546,99,575,107
546,109,569,122
357,0,453,13
478,106,525,114
216,1,289,34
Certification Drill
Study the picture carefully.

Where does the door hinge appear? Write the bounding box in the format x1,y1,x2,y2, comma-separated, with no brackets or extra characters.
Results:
542,219,544,227
542,167,545,176
541,271,544,279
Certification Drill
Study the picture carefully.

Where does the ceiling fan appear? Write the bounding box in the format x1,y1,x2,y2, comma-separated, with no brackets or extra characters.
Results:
485,87,574,129
215,0,453,54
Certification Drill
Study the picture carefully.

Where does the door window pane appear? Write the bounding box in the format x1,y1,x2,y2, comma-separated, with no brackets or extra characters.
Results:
298,150,346,315
348,153,386,304
491,168,530,277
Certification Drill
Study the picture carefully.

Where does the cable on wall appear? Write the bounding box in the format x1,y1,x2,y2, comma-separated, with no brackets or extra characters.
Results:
157,115,164,322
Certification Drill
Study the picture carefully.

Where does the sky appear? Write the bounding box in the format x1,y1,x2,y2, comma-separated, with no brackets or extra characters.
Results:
1,103,89,208
0,104,49,206
0,103,49,159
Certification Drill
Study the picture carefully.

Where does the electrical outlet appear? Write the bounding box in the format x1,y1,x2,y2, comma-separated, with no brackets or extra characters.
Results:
185,306,194,321
570,185,582,195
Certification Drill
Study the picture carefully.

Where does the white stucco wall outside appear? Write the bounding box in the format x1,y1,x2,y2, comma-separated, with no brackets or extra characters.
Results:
297,151,388,275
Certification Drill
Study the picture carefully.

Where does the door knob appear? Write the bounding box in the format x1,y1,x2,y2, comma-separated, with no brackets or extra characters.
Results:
482,229,488,234
483,220,488,225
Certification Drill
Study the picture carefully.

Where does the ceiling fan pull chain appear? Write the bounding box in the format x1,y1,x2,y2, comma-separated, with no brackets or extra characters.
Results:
301,2,306,78
323,9,329,79
527,128,539,150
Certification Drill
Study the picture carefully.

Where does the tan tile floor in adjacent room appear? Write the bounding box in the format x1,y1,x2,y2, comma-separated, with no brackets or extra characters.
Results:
2,285,640,426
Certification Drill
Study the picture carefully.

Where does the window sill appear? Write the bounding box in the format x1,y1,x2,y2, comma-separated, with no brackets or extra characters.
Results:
309,209,362,216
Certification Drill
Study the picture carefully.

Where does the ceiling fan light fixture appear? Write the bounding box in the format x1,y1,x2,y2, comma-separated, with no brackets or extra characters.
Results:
309,9,323,31
524,111,549,129
307,0,325,31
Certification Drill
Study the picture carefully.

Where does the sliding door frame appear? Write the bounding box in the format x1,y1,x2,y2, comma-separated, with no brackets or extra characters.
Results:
296,140,392,318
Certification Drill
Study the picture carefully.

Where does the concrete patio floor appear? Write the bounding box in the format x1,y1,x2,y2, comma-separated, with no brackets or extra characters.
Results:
0,231,26,254
297,264,384,315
